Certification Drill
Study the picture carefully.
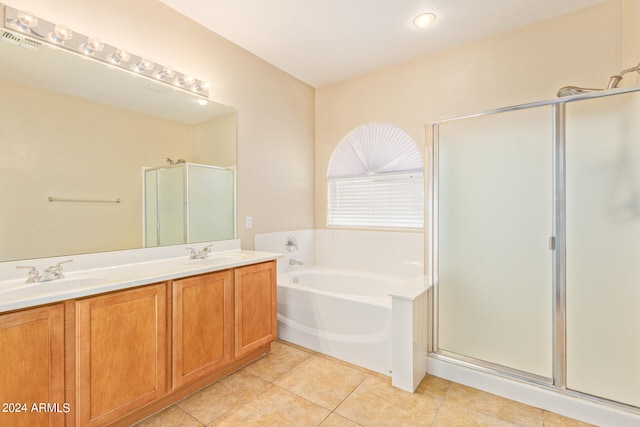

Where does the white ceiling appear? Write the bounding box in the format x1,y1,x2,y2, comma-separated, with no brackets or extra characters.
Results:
157,0,606,88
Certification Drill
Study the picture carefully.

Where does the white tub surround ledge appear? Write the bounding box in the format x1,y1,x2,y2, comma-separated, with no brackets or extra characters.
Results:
390,276,431,392
0,239,281,313
388,275,430,300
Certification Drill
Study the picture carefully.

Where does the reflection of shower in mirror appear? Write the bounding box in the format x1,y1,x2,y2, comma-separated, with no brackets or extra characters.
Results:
143,162,235,247
166,158,186,165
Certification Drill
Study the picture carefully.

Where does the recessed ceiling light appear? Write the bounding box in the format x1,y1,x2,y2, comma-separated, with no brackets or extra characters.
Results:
413,13,436,29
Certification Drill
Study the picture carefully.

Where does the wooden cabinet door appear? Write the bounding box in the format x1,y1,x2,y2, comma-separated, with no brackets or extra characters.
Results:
172,269,234,389
0,304,65,427
76,283,168,426
234,261,277,357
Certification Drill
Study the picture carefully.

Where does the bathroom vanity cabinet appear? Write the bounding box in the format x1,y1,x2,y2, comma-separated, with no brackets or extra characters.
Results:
76,283,168,426
234,261,277,357
0,259,277,427
0,304,65,427
172,269,234,389
171,262,277,389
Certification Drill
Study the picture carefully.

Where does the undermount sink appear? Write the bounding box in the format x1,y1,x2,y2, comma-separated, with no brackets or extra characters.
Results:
48,276,108,288
0,276,108,298
184,253,248,265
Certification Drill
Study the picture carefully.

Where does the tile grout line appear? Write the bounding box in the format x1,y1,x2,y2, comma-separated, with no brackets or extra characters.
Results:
327,373,370,426
270,363,370,427
321,372,370,426
428,376,453,427
205,379,276,425
174,404,207,427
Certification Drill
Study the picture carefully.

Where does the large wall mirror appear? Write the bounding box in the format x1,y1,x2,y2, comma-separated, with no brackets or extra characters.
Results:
0,25,237,262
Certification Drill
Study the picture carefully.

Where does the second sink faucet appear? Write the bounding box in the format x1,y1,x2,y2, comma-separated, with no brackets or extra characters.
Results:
186,245,213,259
16,259,73,283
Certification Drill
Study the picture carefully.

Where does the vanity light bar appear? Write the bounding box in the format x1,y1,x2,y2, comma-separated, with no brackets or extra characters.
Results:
0,4,210,99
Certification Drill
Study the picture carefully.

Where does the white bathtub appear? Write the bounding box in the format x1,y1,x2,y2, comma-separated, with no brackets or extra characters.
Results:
277,265,411,375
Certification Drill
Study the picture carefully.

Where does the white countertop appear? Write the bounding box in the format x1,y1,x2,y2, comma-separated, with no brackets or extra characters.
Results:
0,248,281,313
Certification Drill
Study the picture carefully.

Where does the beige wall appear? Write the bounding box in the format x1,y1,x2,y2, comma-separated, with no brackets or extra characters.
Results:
12,0,316,250
315,0,628,228
623,0,640,68
192,113,237,168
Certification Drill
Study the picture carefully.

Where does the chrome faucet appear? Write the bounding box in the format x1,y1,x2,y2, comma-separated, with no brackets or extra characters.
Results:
289,258,304,266
16,259,73,283
186,245,212,259
16,265,41,283
40,260,73,281
285,236,299,252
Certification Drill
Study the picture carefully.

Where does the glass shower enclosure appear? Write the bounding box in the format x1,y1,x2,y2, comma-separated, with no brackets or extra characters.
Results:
428,86,640,409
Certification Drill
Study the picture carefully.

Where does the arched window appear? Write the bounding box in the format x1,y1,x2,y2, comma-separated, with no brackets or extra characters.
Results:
327,122,424,229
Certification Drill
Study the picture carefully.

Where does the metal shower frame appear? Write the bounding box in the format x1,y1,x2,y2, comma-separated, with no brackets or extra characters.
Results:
426,84,640,413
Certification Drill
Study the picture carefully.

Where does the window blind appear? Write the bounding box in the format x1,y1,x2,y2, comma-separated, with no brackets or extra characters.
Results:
328,172,424,229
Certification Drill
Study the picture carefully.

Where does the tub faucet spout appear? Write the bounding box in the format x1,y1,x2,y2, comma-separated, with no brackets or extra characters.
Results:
289,258,304,266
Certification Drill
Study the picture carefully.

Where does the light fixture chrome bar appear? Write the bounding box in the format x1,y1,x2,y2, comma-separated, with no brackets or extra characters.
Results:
0,4,209,99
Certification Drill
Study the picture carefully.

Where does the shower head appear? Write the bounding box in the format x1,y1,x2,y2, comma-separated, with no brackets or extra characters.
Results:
556,86,600,98
557,61,640,97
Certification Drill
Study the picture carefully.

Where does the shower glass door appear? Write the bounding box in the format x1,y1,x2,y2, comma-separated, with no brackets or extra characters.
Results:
435,106,553,380
565,91,640,407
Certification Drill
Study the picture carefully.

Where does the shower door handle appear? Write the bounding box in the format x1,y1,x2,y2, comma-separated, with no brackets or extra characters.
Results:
548,236,556,250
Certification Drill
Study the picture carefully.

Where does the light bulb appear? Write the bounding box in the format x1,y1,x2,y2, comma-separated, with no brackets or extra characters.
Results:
132,59,155,73
108,48,131,64
155,66,175,80
173,75,186,87
193,81,210,94
195,98,209,106
47,24,73,44
174,74,196,88
15,10,38,31
183,75,194,86
80,36,104,55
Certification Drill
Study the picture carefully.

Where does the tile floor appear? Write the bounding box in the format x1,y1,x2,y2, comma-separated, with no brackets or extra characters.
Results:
135,340,596,427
